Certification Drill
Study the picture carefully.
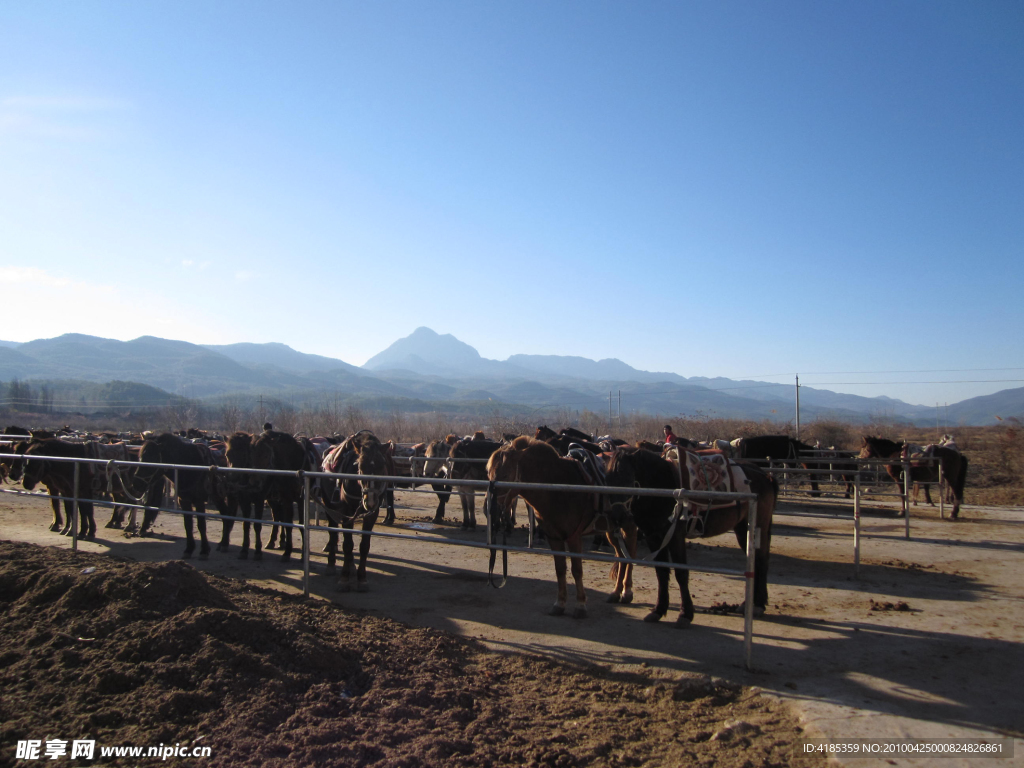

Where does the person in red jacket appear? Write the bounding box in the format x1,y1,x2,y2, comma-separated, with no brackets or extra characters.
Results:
663,424,678,445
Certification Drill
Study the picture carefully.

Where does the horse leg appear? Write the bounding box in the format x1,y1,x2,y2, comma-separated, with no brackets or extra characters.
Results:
218,498,235,553
181,503,196,559
548,538,569,616
923,483,935,507
60,498,74,536
432,483,450,523
266,498,280,550
355,511,377,592
49,496,62,532
670,533,694,626
81,501,96,540
460,488,476,530
733,502,773,615
605,524,636,604
278,501,293,562
324,526,338,575
338,528,354,592
565,534,588,619
385,489,395,528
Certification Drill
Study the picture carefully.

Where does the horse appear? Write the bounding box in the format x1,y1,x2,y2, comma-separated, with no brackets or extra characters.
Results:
636,440,664,454
559,427,594,442
18,438,97,539
534,425,603,456
420,436,457,523
448,437,503,530
253,430,319,560
219,432,267,560
736,435,829,496
486,437,638,618
859,436,967,518
604,446,778,625
317,431,392,592
137,433,230,559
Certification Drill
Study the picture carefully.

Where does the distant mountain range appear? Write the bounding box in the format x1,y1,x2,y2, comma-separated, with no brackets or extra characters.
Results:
1,328,1021,425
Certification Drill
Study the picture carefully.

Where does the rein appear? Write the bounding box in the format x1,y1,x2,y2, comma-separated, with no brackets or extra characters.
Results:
485,479,508,588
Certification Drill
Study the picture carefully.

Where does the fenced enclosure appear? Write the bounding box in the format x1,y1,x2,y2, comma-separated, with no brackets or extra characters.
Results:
0,450,763,669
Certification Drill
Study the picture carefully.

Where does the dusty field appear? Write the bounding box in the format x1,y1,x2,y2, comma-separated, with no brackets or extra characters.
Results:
1,481,1022,767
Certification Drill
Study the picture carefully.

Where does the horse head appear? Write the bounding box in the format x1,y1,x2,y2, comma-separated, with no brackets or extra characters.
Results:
603,447,641,517
535,425,557,441
355,434,388,513
19,441,49,491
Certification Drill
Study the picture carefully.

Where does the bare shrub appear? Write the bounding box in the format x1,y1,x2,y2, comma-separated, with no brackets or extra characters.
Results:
805,419,853,449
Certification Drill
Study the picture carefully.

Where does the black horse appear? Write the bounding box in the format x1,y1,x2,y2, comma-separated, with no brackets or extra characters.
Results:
18,438,97,539
448,437,503,530
254,430,319,561
137,433,229,560
604,447,778,625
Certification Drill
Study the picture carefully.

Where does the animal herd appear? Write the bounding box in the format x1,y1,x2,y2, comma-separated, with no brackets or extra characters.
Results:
0,423,969,626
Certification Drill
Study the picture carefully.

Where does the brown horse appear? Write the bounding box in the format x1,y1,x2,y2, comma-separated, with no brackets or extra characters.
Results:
317,431,393,592
220,432,266,560
605,446,778,624
486,437,638,618
859,436,968,518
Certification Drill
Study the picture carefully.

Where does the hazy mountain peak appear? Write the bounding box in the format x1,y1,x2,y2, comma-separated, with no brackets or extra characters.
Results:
363,327,483,372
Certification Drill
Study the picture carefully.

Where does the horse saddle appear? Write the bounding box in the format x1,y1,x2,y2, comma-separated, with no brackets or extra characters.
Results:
665,447,752,537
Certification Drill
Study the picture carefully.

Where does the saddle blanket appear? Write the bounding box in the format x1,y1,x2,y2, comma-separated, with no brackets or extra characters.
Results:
665,447,752,510
322,443,349,474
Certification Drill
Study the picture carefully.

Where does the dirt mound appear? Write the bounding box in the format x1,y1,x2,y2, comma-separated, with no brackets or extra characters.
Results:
0,540,820,767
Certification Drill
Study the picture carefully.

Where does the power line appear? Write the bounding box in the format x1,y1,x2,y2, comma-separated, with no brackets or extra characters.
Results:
730,367,1024,379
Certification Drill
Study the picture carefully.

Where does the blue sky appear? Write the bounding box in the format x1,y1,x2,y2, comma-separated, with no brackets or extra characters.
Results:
1,2,1021,406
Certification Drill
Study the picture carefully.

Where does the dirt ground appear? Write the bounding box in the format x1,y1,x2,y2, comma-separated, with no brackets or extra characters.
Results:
1,482,1022,767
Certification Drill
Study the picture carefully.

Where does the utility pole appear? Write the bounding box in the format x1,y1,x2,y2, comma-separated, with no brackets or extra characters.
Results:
608,391,612,432
795,375,801,440
618,390,621,431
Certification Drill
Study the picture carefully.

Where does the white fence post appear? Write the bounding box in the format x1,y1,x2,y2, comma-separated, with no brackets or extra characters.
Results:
854,476,861,578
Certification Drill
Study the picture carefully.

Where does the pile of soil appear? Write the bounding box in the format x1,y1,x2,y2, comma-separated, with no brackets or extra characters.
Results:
0,540,820,767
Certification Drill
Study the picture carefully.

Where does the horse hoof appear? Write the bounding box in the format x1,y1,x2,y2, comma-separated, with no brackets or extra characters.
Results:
253,551,262,561
238,550,248,560
643,611,664,623
356,581,369,593
606,593,621,604
620,591,634,605
337,581,351,593
198,552,209,561
181,551,193,560
549,605,565,617
674,615,693,628
754,606,766,618
573,606,588,619
266,543,278,551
